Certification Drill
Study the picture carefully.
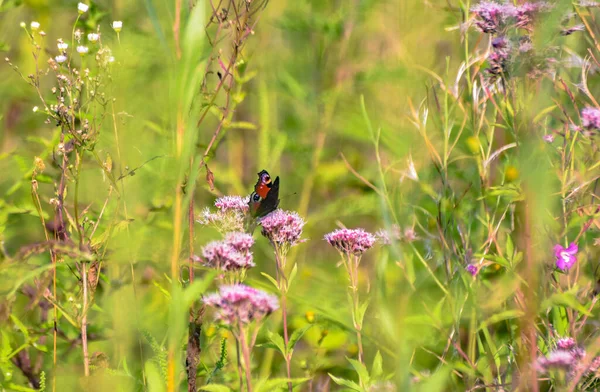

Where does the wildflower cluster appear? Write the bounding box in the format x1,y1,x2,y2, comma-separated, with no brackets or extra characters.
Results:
470,1,559,81
201,234,254,272
535,337,600,379
324,227,376,364
581,107,600,131
203,284,279,326
325,228,377,255
198,195,249,233
260,209,305,253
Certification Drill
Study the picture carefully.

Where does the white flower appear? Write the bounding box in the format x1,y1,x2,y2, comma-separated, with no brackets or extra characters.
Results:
55,55,67,63
77,2,89,13
112,21,122,32
108,56,115,63
76,46,89,54
30,21,40,30
57,41,68,51
33,106,39,112
19,22,26,28
87,33,99,42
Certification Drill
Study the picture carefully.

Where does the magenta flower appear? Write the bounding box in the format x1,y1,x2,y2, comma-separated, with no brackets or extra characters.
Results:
537,350,580,372
553,243,578,271
537,338,586,373
471,1,508,33
466,264,478,276
513,2,550,29
203,284,279,325
557,337,577,350
201,240,254,271
581,107,600,130
215,195,250,213
224,232,254,252
543,134,554,143
260,209,305,246
198,195,250,232
324,228,376,256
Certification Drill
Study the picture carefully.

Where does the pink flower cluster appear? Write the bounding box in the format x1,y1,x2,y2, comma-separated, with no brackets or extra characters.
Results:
260,209,305,246
215,195,250,213
537,337,586,373
198,195,250,232
324,228,376,256
203,284,279,325
581,107,600,130
471,1,550,33
201,234,255,271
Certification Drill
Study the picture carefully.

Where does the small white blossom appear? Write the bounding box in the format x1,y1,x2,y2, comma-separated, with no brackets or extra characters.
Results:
112,21,123,32
87,33,99,42
19,22,26,28
57,41,68,51
78,2,89,13
55,55,67,63
32,106,39,113
108,56,115,62
74,30,83,41
77,46,89,54
30,21,40,30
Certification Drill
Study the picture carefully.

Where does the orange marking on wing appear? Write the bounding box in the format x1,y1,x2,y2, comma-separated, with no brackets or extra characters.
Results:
256,183,270,198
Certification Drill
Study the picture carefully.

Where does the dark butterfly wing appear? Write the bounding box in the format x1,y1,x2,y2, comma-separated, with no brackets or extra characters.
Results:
254,170,272,198
253,176,279,218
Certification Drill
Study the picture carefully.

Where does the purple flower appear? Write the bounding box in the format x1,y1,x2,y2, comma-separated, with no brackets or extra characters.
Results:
466,264,479,276
198,195,250,232
537,350,579,372
203,284,279,325
581,107,600,130
543,134,554,143
260,209,305,246
224,232,254,252
375,225,402,245
553,243,578,271
513,2,551,29
201,240,254,271
215,196,249,213
325,228,376,256
537,338,586,373
471,1,508,33
557,337,577,350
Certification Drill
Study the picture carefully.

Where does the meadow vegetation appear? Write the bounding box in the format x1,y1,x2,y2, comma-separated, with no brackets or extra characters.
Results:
1,0,600,391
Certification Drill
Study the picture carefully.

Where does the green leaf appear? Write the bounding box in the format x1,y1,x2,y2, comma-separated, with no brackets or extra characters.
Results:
478,310,524,331
506,235,514,261
328,373,364,391
288,263,298,288
145,361,166,392
255,377,309,392
260,330,286,356
415,366,452,392
356,299,370,327
347,356,370,386
199,385,232,392
183,271,218,308
371,351,383,381
10,314,30,342
542,291,591,316
288,324,313,354
260,272,279,290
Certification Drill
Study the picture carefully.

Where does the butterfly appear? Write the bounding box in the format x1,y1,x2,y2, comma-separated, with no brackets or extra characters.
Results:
248,170,280,218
